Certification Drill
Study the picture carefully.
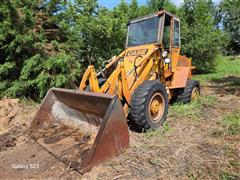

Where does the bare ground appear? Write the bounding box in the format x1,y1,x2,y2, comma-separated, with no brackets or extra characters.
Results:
0,80,239,179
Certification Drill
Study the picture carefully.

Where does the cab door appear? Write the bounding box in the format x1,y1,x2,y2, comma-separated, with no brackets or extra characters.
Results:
171,18,181,72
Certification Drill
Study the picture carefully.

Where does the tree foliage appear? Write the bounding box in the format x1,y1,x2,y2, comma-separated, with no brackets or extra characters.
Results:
0,0,81,99
0,0,229,100
147,0,178,13
218,0,240,54
179,0,225,73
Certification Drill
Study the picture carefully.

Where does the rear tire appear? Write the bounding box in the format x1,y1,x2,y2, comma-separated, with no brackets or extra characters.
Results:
129,81,168,131
177,80,200,103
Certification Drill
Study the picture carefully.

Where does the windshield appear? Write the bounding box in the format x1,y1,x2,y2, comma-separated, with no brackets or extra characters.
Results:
127,16,160,47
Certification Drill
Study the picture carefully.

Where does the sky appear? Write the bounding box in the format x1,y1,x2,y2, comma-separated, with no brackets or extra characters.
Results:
98,0,186,9
98,0,220,9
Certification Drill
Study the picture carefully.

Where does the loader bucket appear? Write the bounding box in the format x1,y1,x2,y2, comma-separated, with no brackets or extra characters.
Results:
30,88,129,174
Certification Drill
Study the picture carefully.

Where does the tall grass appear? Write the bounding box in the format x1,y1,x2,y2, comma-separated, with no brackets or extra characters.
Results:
194,56,240,82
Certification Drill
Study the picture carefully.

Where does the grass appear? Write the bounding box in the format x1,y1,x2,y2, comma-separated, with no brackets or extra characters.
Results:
144,122,173,138
219,171,240,180
194,56,240,84
221,109,240,136
19,97,38,106
229,160,240,168
169,96,218,121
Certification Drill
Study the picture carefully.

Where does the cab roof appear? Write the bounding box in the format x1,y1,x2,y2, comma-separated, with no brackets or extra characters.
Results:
129,10,180,24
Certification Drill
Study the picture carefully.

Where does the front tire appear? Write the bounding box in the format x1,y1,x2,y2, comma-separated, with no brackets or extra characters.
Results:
129,81,168,131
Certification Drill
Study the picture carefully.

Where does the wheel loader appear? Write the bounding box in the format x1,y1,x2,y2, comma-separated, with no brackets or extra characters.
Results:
30,10,200,173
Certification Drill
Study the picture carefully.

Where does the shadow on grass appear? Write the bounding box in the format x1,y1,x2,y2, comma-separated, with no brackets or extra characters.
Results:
210,75,240,96
211,75,240,86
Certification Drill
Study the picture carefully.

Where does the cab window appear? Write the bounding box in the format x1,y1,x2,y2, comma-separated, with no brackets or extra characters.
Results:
173,19,180,47
163,15,171,49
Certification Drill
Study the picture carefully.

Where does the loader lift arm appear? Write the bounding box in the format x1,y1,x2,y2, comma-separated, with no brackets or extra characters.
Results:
79,47,162,115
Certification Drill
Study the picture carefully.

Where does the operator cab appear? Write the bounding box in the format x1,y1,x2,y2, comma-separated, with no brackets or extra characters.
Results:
126,10,180,50
126,10,181,70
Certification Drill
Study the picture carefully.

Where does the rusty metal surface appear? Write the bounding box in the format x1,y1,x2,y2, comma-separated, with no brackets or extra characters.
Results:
177,55,191,67
169,67,190,89
30,88,129,174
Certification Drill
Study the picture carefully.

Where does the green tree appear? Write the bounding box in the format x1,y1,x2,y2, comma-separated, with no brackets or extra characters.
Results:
129,0,139,19
0,0,80,100
179,0,225,73
147,0,178,13
218,0,240,54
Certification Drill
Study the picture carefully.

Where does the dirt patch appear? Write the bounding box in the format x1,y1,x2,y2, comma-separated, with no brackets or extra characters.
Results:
0,98,36,132
0,98,97,178
0,98,36,154
0,131,16,151
0,98,20,132
30,124,90,143
0,126,26,152
0,139,80,179
30,122,97,171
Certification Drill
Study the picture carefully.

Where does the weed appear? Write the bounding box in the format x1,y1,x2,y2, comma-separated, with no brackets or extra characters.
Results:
221,109,240,135
144,129,162,138
162,122,172,133
188,174,198,180
229,160,240,168
170,102,201,120
144,122,172,139
169,95,218,121
199,95,218,106
219,171,239,180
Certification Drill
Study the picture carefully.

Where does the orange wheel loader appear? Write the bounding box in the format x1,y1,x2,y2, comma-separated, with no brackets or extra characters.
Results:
30,10,200,173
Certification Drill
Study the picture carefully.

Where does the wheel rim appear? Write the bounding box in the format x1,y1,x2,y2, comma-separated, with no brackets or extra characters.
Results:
191,87,200,100
148,92,165,122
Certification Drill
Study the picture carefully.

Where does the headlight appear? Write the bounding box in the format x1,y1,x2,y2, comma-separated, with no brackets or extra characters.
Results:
162,51,168,58
164,58,171,64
